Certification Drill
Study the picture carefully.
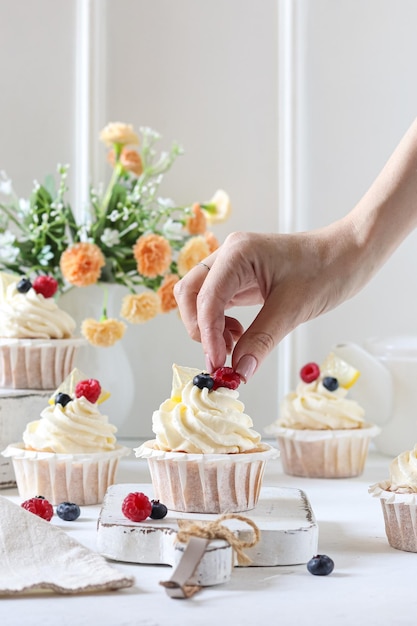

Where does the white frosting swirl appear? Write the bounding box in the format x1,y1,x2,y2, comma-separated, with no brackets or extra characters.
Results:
389,446,417,493
152,378,261,454
277,378,365,430
0,282,75,339
23,396,117,453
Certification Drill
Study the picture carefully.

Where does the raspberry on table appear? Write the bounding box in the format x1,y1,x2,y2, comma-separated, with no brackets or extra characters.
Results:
122,492,152,522
21,496,54,521
32,275,58,298
75,379,101,404
211,367,241,390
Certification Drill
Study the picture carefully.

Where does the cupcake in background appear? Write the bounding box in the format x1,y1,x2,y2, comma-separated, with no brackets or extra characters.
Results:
0,272,85,389
135,364,279,513
2,368,129,504
369,446,417,552
266,352,379,478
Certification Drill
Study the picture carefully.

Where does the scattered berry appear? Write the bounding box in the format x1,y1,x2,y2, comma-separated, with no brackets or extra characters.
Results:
16,277,32,294
32,275,58,298
55,392,72,407
56,502,81,521
122,492,152,522
75,379,101,404
150,499,168,520
322,376,339,392
211,367,241,391
300,362,320,383
307,554,334,576
21,496,54,521
193,372,214,390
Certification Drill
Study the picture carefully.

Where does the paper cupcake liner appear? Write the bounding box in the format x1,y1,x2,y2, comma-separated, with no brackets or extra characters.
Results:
0,389,52,488
2,443,130,505
135,441,279,513
369,481,417,552
273,424,380,478
0,337,86,389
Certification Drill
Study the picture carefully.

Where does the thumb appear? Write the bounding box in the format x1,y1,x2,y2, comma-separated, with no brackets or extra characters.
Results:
232,297,294,382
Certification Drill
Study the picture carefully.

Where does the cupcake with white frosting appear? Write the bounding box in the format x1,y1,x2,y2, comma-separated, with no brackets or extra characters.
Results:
2,369,129,504
369,446,417,552
135,364,278,513
0,272,85,389
266,352,379,478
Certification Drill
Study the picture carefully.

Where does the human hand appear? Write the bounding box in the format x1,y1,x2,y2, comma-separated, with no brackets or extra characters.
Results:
174,224,368,381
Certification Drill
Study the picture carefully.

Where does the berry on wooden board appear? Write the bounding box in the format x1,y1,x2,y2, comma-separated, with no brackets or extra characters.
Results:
150,500,168,520
122,492,153,522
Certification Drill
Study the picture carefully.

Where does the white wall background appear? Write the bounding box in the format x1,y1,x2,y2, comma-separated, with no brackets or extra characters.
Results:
290,0,417,379
0,0,279,439
2,0,417,440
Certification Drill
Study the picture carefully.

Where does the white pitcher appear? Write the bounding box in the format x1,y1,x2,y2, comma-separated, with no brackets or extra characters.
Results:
333,337,417,457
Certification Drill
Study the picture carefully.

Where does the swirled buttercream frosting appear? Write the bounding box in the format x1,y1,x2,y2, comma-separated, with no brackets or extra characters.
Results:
0,281,75,339
23,396,117,453
277,378,365,430
388,447,417,493
151,364,261,453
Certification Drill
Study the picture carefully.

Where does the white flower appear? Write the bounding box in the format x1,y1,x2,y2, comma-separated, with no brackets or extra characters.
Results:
0,232,18,262
0,171,12,195
158,197,176,209
101,228,120,247
38,245,54,266
163,218,185,241
19,198,30,214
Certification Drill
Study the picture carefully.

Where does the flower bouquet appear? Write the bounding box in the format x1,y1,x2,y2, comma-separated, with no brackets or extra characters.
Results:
0,122,231,347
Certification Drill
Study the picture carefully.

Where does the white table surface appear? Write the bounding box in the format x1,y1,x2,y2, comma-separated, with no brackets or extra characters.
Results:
1,441,416,626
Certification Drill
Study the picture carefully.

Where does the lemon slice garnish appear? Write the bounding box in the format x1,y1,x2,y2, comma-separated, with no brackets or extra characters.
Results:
0,271,18,304
321,352,360,389
48,367,111,404
171,364,202,400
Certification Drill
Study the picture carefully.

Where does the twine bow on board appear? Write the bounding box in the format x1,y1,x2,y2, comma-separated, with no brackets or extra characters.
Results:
160,513,261,599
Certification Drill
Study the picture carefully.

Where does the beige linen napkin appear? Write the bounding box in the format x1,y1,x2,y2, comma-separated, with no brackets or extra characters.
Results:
0,496,134,595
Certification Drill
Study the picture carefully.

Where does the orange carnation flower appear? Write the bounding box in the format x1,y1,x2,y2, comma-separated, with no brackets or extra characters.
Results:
204,230,219,254
120,291,160,323
186,203,207,235
108,147,143,176
60,242,106,287
157,274,179,313
99,122,139,147
133,233,172,278
81,317,126,347
176,236,210,277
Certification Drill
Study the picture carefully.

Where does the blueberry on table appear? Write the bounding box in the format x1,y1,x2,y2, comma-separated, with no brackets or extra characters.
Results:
56,502,81,521
307,554,334,576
